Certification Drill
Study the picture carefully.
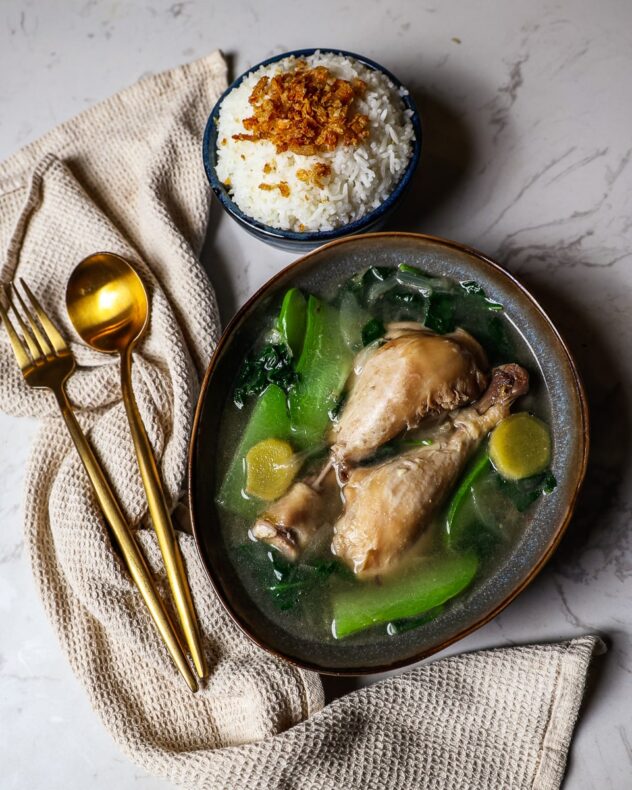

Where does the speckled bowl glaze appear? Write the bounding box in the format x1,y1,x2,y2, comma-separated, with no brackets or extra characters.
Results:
189,233,589,675
202,48,422,252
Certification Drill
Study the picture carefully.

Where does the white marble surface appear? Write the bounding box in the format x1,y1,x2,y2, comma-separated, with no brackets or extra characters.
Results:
1,0,631,787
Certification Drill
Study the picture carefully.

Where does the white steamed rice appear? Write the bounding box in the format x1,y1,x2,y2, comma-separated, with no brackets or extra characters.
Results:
215,52,415,232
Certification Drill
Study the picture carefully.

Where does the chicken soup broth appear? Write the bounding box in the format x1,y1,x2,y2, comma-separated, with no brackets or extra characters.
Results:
215,264,555,643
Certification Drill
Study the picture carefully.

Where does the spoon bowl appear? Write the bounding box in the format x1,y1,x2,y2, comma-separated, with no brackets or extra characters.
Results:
66,252,148,353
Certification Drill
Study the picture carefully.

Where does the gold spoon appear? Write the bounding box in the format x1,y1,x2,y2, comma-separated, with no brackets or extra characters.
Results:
66,252,207,681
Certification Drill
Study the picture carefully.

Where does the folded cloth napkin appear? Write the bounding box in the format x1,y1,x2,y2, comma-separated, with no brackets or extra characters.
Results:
0,52,602,790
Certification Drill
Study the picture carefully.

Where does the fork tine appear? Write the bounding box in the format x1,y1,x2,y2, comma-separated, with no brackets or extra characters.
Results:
11,282,53,356
19,279,68,354
0,292,32,370
4,285,44,361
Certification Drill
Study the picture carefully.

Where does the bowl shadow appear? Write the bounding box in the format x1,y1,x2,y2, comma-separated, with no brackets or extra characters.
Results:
506,267,630,582
385,87,474,234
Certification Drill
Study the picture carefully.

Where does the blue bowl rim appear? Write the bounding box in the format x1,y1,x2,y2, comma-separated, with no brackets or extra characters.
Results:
202,47,422,242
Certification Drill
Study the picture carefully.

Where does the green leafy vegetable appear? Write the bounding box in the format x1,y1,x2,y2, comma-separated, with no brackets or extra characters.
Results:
497,470,557,512
332,552,479,638
458,314,514,364
217,384,292,517
425,287,502,336
345,266,392,302
445,443,557,553
425,292,457,334
459,280,504,311
233,343,297,409
422,279,505,337
361,318,385,346
289,296,353,448
238,543,352,612
269,557,352,611
345,267,505,339
356,266,430,322
277,288,307,358
445,449,491,549
459,280,484,295
486,315,513,359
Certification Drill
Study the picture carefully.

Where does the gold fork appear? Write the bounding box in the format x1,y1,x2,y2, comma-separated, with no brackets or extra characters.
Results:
0,279,198,693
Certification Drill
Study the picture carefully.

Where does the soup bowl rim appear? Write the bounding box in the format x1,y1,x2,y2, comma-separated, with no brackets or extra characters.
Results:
188,231,589,676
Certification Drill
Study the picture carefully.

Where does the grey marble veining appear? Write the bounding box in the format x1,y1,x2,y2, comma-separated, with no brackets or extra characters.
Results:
1,1,631,787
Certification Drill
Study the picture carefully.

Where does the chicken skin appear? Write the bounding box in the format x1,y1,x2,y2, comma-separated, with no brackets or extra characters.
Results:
330,327,488,465
251,469,341,561
332,364,529,577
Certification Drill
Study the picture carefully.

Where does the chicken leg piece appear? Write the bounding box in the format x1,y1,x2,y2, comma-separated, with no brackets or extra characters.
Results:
330,327,489,465
251,468,341,561
332,364,529,577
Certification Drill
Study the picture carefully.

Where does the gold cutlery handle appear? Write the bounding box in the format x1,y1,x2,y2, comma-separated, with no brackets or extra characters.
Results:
55,388,198,693
120,349,207,680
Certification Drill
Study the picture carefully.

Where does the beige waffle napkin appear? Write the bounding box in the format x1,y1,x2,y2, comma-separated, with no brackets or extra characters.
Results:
0,52,602,790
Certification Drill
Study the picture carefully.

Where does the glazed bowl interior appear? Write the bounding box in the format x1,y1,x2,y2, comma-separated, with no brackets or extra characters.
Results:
202,48,422,251
189,233,588,674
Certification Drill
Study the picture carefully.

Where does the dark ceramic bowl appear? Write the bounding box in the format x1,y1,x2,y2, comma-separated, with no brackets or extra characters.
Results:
202,49,422,252
189,233,588,675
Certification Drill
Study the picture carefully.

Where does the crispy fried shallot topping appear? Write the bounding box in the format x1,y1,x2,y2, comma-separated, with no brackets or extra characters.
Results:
296,162,332,187
233,62,369,155
258,181,291,197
